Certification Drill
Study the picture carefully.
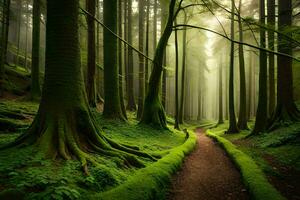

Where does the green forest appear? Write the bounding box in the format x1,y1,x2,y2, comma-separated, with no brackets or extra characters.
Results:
0,0,299,199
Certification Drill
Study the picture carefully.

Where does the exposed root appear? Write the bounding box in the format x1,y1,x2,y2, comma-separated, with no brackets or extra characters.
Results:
0,107,156,172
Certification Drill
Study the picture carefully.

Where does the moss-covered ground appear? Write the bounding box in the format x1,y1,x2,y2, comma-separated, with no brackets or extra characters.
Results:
209,120,300,199
0,100,191,200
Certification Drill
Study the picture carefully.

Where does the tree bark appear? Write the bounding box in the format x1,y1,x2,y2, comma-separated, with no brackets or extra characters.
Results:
218,63,224,124
237,0,248,130
174,20,179,130
252,0,268,134
268,0,275,116
126,0,136,111
227,0,239,134
137,0,145,119
145,0,150,93
86,0,97,107
31,0,42,100
103,0,125,120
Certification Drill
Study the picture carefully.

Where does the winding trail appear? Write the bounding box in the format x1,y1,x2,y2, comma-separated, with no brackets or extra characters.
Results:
167,128,249,200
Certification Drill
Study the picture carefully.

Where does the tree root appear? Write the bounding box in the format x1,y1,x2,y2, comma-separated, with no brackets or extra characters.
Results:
0,107,157,172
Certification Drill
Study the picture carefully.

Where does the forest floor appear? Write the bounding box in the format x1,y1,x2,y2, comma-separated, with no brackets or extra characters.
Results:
167,128,249,200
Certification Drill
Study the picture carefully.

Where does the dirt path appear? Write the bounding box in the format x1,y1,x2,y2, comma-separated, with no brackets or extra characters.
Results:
167,129,249,200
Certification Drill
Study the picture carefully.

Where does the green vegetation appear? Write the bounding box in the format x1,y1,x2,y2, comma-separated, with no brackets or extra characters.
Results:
0,100,194,199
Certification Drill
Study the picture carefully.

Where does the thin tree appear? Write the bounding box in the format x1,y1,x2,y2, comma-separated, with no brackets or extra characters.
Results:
1,0,152,173
118,0,127,119
237,0,248,130
218,63,224,124
227,0,239,134
145,0,150,93
178,11,187,124
126,0,136,111
24,0,30,69
269,0,300,129
31,0,42,100
140,0,177,128
103,0,125,120
86,0,97,107
137,0,145,119
252,0,268,134
174,19,180,130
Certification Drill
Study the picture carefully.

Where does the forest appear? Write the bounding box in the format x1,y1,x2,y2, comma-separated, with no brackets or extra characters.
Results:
0,0,299,199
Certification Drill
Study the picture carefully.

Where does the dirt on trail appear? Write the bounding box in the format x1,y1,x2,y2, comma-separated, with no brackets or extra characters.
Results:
167,128,249,200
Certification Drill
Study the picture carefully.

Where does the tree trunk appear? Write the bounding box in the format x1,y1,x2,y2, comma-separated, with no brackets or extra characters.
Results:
137,0,145,119
118,0,127,119
237,0,248,130
103,0,125,120
252,0,268,134
31,0,41,100
161,2,168,109
227,0,239,134
218,63,224,124
268,0,275,116
140,0,176,129
174,20,179,130
269,0,300,129
0,0,10,96
15,0,22,67
86,0,97,107
24,1,29,70
126,0,136,111
145,0,150,93
178,12,187,125
1,0,152,172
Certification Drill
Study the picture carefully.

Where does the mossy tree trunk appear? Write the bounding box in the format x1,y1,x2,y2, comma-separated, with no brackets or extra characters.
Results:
126,0,136,111
140,0,176,129
237,0,248,130
227,0,239,134
86,0,97,107
137,0,145,119
1,0,153,172
103,0,125,120
268,0,276,117
252,0,268,134
161,2,168,109
31,0,42,100
269,0,300,129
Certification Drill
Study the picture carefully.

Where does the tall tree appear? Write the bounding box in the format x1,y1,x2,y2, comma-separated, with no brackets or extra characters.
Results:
24,0,30,69
174,19,180,130
252,0,268,134
269,0,300,129
1,0,150,172
31,0,42,100
227,0,239,134
0,0,10,96
218,63,224,124
140,0,176,128
161,1,168,109
103,0,125,120
86,0,97,107
126,0,136,111
118,0,127,119
237,0,248,130
145,0,150,93
178,11,187,124
268,0,276,116
137,0,145,119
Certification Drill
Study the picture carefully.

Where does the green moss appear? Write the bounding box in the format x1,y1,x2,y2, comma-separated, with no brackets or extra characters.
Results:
207,130,285,200
93,130,197,200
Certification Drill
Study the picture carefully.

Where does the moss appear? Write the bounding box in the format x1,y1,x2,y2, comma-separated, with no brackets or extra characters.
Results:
206,130,285,200
93,130,197,200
